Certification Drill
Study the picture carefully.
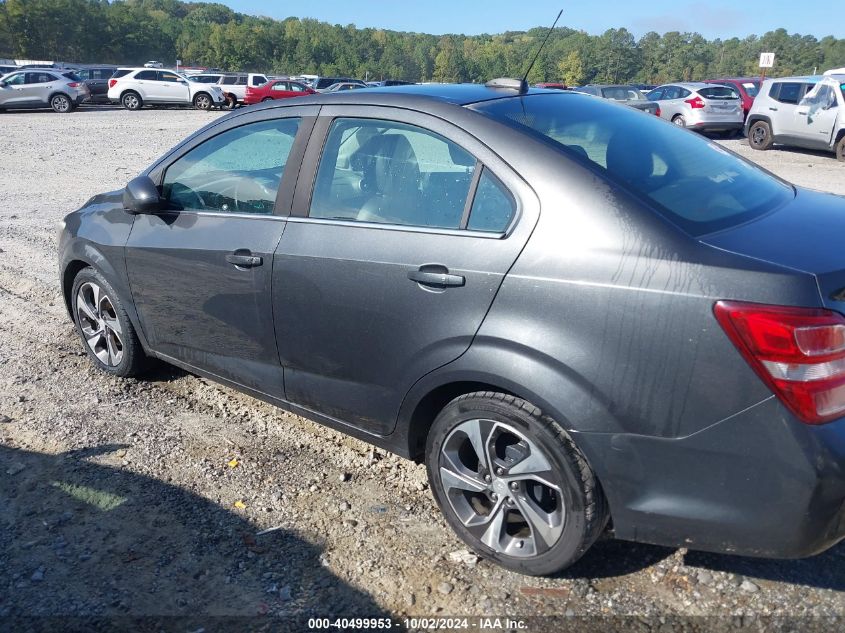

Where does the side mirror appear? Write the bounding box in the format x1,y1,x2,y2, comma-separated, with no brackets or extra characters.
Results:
0,81,7,88
123,176,162,214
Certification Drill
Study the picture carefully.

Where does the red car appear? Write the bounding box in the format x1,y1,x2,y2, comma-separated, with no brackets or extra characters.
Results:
535,82,569,90
244,79,315,105
702,78,761,118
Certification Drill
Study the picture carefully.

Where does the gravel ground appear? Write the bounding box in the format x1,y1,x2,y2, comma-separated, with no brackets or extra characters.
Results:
1,107,844,628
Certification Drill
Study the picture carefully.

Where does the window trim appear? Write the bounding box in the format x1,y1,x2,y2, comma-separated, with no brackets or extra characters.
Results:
295,107,523,237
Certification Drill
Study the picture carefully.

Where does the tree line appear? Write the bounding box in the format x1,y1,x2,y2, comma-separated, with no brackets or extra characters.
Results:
1,0,843,84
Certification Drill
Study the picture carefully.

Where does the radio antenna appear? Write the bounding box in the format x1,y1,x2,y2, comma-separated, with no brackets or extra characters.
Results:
521,9,563,89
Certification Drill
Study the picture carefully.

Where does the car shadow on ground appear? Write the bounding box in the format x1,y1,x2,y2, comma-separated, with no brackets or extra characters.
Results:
684,542,845,591
556,538,676,579
0,443,398,628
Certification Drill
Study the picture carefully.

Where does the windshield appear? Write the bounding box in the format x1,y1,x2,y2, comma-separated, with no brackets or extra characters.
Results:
698,86,739,100
601,87,644,101
473,93,793,236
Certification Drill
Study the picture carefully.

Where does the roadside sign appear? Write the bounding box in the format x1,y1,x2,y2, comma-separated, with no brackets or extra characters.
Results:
759,53,775,68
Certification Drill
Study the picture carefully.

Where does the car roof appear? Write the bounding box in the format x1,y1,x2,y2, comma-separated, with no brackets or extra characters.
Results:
703,77,760,83
767,75,825,83
306,82,572,105
584,84,639,89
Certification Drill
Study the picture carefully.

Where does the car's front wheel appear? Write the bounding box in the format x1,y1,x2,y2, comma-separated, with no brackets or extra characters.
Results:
51,93,74,113
193,93,212,110
426,392,607,576
748,120,773,151
71,267,146,377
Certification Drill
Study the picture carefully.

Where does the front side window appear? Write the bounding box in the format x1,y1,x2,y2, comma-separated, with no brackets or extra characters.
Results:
163,118,300,215
290,82,307,92
76,70,90,80
159,72,181,83
475,93,793,236
251,75,266,86
800,84,837,110
646,88,664,100
3,73,26,86
310,118,477,229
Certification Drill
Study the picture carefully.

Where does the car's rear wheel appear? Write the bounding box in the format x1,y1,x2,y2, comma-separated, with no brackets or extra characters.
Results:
835,135,845,162
748,120,773,151
51,93,73,113
193,93,212,110
426,392,607,576
261,97,273,102
672,114,686,128
121,91,142,111
71,267,146,377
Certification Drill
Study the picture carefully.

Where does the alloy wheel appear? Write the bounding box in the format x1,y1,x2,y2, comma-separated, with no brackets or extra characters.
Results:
438,418,565,557
75,281,124,367
195,94,211,110
52,95,70,112
751,126,767,146
123,94,140,110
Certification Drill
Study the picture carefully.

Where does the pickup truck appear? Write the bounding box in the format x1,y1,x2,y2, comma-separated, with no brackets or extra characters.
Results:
190,72,269,108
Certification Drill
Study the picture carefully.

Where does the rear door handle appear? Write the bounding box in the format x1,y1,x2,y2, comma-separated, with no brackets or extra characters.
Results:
407,269,465,288
797,110,808,115
769,107,778,111
226,252,263,268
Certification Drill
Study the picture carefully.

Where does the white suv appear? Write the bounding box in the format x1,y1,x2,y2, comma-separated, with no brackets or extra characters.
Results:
746,74,845,161
107,68,225,110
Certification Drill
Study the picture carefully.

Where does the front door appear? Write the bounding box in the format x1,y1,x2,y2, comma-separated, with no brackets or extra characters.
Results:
273,107,538,434
126,111,313,396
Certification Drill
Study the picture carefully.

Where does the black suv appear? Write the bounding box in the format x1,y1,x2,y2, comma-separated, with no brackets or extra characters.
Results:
75,66,118,102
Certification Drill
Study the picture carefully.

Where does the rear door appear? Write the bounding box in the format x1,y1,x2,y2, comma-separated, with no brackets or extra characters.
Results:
272,106,538,434
125,106,318,395
132,69,160,101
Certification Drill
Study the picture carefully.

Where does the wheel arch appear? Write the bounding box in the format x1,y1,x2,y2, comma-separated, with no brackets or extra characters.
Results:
746,114,772,130
120,89,142,102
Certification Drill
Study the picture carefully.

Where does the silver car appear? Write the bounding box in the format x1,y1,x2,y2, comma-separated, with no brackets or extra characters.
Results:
647,82,743,133
0,69,90,112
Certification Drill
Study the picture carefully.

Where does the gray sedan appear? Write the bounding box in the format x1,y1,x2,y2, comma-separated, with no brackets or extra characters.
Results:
646,81,744,132
59,84,845,575
578,84,660,115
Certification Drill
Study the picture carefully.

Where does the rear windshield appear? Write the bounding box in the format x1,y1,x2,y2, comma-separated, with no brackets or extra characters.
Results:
601,87,644,101
473,93,793,236
62,71,81,81
111,69,132,79
316,78,338,89
742,82,760,97
698,86,739,99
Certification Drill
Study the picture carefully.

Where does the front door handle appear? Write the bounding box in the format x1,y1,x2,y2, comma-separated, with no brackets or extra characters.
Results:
769,107,778,111
408,268,465,288
797,110,808,115
226,252,263,268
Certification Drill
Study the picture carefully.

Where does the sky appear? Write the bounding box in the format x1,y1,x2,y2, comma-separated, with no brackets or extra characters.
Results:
223,1,839,40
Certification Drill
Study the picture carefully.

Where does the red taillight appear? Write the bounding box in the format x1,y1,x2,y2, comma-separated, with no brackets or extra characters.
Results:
715,301,845,424
67,82,80,88
108,79,118,89
685,96,705,109
655,106,661,117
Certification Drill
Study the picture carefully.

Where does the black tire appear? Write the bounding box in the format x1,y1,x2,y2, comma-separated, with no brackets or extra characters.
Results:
672,114,686,128
426,392,607,576
221,94,237,109
193,92,212,110
50,93,73,113
748,120,773,151
836,135,845,162
121,91,142,111
261,97,273,102
71,267,146,378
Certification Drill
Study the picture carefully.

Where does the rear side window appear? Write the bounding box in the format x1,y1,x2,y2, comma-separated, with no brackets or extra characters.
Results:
476,94,793,236
310,118,477,229
468,170,515,232
111,69,132,79
698,86,738,99
26,72,55,84
271,82,289,91
163,118,301,215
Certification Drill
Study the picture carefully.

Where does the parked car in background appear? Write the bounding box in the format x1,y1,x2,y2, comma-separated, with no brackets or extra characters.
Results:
324,82,366,92
243,79,315,105
534,82,569,90
191,72,269,108
647,82,743,133
75,66,118,103
577,84,660,115
0,68,89,112
143,61,164,69
61,82,845,577
312,77,366,91
0,64,18,76
703,78,760,118
367,79,415,87
746,75,845,161
107,68,225,110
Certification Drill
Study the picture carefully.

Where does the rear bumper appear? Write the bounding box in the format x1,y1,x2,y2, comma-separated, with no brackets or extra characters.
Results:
689,120,744,131
574,397,845,559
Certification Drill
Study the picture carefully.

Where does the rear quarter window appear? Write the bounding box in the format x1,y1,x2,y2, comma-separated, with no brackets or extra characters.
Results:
111,69,132,79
